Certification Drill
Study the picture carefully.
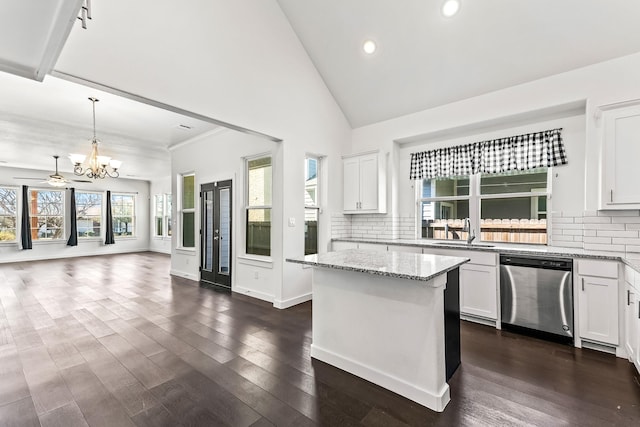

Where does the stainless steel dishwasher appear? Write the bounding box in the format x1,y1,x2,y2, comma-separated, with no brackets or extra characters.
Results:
500,255,573,342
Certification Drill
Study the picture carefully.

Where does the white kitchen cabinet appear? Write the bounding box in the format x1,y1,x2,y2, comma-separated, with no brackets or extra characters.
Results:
459,263,498,320
422,247,498,324
343,151,386,214
623,267,638,365
599,101,640,209
576,260,619,346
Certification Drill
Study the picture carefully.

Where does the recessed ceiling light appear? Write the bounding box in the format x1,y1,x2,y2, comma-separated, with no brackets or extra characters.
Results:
363,40,377,55
441,0,461,17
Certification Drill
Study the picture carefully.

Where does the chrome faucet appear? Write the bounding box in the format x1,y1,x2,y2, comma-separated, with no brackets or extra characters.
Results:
444,223,460,240
463,218,476,244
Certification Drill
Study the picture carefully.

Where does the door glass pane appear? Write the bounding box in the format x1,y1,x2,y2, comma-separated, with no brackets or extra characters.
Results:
305,157,318,206
480,196,547,244
420,200,469,239
421,177,469,197
204,191,213,271
305,208,318,255
246,208,271,256
219,188,230,274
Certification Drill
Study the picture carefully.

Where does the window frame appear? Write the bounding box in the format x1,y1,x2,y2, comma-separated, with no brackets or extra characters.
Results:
416,169,551,245
178,173,196,249
153,194,164,238
30,187,65,242
165,193,172,240
304,155,321,255
75,191,103,240
245,154,272,258
110,192,136,238
0,186,18,244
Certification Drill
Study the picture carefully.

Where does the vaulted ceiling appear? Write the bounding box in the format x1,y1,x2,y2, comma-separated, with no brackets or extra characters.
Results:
1,0,640,178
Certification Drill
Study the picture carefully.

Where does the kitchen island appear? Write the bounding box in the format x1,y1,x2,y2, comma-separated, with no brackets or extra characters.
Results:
287,249,469,412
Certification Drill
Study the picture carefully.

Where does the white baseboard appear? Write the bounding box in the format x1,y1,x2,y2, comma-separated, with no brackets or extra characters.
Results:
0,247,149,264
273,292,312,309
169,269,199,281
310,344,450,412
461,313,498,328
233,286,274,303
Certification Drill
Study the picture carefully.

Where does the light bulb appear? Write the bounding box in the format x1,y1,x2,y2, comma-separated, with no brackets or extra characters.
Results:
442,0,461,17
363,40,377,54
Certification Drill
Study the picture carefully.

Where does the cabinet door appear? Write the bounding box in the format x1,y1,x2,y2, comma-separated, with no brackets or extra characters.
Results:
624,281,638,362
459,264,498,320
343,157,360,211
358,153,379,211
578,275,619,345
602,105,640,207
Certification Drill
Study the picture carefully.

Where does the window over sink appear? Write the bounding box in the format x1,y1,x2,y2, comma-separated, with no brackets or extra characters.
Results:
418,168,549,245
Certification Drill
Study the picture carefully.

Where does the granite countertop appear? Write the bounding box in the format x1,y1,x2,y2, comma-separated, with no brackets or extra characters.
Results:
286,249,469,282
332,237,640,272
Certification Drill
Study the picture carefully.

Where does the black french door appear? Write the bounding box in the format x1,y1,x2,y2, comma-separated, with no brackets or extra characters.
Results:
200,180,232,289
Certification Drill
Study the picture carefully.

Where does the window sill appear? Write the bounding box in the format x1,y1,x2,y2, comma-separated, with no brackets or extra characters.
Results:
0,241,18,246
33,239,67,245
78,237,102,242
238,255,273,268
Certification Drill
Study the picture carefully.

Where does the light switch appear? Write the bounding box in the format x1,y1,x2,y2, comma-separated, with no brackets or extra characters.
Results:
288,217,296,227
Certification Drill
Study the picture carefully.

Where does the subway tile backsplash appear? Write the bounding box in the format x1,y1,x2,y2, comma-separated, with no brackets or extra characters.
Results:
551,210,640,254
332,210,640,256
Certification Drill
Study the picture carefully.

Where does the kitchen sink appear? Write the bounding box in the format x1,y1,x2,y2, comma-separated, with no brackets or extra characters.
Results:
433,241,495,248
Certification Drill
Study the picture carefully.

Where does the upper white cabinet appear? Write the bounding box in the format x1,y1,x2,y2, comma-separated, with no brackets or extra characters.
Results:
576,259,619,346
599,101,640,209
343,151,386,214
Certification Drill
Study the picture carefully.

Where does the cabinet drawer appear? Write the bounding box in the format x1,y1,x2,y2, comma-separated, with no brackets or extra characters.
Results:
576,259,618,279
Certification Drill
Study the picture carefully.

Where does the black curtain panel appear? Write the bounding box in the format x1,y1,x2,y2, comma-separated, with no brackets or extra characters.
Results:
20,185,32,250
105,190,115,245
67,188,78,246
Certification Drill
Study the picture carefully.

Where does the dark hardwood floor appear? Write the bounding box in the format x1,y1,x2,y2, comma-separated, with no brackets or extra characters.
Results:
0,252,638,426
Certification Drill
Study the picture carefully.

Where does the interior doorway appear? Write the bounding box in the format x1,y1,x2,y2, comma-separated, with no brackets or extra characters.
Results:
200,180,232,289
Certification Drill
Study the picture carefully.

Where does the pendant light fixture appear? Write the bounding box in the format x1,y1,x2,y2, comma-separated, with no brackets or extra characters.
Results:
69,97,122,179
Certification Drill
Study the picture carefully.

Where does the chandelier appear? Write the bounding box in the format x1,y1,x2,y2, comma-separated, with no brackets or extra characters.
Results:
69,97,122,179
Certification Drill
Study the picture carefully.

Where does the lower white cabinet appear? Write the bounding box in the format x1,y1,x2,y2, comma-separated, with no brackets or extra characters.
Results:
624,266,640,373
576,260,619,346
459,264,498,320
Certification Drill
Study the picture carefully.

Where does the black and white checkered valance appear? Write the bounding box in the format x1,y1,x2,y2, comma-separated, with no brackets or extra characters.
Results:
409,128,567,180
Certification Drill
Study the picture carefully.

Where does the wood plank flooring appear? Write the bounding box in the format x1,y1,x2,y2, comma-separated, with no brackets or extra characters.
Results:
0,252,638,426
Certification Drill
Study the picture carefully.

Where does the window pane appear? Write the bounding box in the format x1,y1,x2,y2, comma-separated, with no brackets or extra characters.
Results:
166,194,172,236
182,212,195,247
31,190,64,240
421,177,469,197
420,200,469,239
183,175,195,209
111,194,135,237
305,208,318,255
0,188,17,242
480,169,547,195
248,157,272,206
246,208,271,256
77,192,102,238
305,157,318,206
480,196,547,244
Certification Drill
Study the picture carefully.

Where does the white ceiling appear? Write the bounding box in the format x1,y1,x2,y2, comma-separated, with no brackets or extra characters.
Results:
0,72,219,180
2,0,640,180
276,0,640,127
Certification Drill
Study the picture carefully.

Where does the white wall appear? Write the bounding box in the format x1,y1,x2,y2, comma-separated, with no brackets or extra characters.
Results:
149,175,171,254
53,0,352,308
0,165,150,263
350,52,640,224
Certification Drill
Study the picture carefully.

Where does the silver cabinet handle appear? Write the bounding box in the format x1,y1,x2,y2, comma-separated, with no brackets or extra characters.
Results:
610,189,613,203
581,277,585,291
628,289,632,305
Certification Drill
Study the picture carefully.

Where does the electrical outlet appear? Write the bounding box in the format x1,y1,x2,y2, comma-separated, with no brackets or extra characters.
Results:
288,217,296,227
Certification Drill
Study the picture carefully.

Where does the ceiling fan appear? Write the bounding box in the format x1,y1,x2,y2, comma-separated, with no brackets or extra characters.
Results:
13,155,93,187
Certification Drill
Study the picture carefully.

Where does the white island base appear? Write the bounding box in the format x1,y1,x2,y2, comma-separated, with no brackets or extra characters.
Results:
311,267,452,412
